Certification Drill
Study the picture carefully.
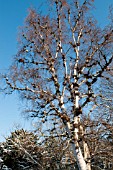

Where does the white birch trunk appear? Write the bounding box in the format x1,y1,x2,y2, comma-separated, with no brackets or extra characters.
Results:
61,101,87,170
83,141,91,170
80,126,91,170
59,19,88,168
73,46,87,169
65,122,87,170
72,143,87,170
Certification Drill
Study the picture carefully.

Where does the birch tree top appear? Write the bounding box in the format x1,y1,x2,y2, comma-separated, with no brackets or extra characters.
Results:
4,0,113,124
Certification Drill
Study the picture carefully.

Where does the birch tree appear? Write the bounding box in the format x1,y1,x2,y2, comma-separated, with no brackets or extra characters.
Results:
2,0,113,170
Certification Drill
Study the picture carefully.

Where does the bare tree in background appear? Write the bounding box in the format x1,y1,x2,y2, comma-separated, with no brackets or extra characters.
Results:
0,129,78,170
2,0,113,169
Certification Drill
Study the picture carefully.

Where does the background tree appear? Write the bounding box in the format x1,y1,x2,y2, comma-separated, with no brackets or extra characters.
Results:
2,0,113,170
0,129,78,170
0,129,44,170
81,114,113,170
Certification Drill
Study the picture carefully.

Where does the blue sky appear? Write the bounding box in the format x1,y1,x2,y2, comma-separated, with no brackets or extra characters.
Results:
0,0,113,142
